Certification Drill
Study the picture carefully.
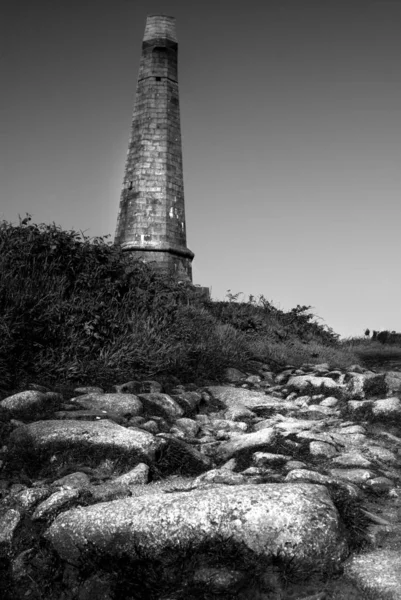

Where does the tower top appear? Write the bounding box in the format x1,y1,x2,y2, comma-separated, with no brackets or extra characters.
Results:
143,15,177,43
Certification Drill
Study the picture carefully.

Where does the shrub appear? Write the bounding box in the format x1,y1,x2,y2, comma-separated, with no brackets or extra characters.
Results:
0,215,359,395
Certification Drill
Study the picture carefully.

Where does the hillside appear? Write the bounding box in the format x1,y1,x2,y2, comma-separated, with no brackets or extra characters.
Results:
0,215,400,400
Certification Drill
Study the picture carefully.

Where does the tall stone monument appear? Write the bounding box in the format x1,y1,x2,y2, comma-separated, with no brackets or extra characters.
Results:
114,15,194,282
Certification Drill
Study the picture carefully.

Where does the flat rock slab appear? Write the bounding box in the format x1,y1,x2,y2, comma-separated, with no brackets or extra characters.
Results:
8,419,165,469
345,549,401,599
71,393,143,418
206,386,298,414
45,483,348,575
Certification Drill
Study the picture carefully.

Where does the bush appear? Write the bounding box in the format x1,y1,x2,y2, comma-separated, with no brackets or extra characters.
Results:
0,215,359,396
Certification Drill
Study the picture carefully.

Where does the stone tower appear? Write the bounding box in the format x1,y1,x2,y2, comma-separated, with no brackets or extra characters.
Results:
114,15,194,282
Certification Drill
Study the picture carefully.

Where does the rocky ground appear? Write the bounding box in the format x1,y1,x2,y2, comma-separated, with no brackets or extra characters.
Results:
1,361,401,600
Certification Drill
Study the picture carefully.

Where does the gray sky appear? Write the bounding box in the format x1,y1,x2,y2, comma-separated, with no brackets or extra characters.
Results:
2,0,401,338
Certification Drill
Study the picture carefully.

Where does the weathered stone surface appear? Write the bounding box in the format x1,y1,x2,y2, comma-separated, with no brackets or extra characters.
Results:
296,431,341,446
284,460,307,471
0,391,63,420
53,409,126,425
85,483,133,503
51,472,91,490
331,452,373,468
2,361,401,597
8,419,165,465
329,469,375,485
329,430,367,448
309,441,337,458
339,424,366,435
206,386,298,414
269,418,323,435
45,483,348,573
305,404,339,416
287,375,342,392
364,477,394,493
320,396,339,407
366,446,398,465
111,462,149,487
14,487,51,511
285,470,361,499
71,393,143,418
32,488,80,521
252,452,292,466
137,393,184,421
193,468,248,487
385,371,401,393
345,549,401,599
372,397,401,419
285,469,335,486
221,404,256,422
214,427,277,462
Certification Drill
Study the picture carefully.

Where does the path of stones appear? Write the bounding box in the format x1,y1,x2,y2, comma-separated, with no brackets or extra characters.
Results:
1,362,401,599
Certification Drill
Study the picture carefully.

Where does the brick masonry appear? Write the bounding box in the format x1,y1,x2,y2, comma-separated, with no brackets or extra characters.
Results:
114,15,194,282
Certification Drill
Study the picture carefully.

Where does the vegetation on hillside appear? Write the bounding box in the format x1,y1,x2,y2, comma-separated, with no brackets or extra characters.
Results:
0,215,399,399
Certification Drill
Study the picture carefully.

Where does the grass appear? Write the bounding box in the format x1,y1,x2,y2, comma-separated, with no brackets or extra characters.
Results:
341,338,401,370
1,214,400,401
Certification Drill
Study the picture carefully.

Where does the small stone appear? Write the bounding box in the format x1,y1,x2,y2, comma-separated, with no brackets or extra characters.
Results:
331,453,372,468
309,441,337,458
32,489,80,521
51,472,91,489
329,469,375,485
372,397,401,419
285,469,333,485
284,460,307,471
287,375,342,392
340,425,366,434
112,463,149,486
320,397,339,407
367,446,398,465
245,375,261,384
364,477,394,493
253,452,292,466
14,487,51,511
296,395,313,406
314,363,330,371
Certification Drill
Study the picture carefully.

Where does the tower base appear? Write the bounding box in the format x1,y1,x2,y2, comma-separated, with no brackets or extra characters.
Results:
122,248,193,282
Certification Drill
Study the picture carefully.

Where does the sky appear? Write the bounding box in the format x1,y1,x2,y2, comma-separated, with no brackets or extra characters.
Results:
2,0,401,339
